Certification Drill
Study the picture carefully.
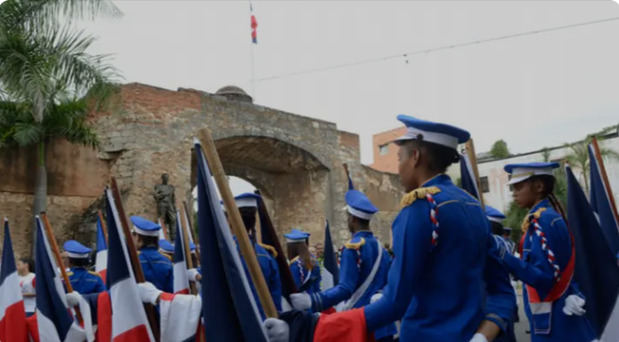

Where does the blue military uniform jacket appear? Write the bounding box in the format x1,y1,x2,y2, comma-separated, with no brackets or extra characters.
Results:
485,235,518,342
290,256,321,295
138,246,173,293
499,199,595,341
255,242,283,312
68,267,105,295
364,174,499,341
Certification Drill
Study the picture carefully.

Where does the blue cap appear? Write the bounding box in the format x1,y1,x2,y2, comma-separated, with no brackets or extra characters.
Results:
63,240,91,259
394,115,470,150
485,205,506,223
345,190,378,220
158,239,174,254
504,162,559,185
189,242,196,252
234,193,261,208
130,216,161,237
285,229,310,243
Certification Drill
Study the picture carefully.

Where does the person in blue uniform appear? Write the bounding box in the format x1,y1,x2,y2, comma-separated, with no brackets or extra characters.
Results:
158,239,174,260
286,229,321,295
131,216,174,293
63,240,105,295
290,189,397,341
490,162,595,342
234,192,283,312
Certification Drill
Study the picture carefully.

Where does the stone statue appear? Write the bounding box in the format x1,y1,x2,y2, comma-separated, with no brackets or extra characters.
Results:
154,173,176,240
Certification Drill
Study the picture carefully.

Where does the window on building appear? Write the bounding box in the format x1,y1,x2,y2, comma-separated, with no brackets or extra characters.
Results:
480,176,490,193
379,144,389,156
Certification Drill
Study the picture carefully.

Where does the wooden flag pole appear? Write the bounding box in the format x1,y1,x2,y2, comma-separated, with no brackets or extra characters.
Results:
109,179,160,340
40,213,84,324
465,139,485,209
182,201,200,264
591,137,619,224
179,207,198,294
97,209,109,244
198,128,278,318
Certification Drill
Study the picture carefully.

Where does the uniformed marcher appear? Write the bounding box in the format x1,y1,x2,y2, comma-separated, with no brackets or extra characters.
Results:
490,162,595,341
63,240,105,295
290,189,397,341
233,192,283,312
131,215,174,293
286,229,321,295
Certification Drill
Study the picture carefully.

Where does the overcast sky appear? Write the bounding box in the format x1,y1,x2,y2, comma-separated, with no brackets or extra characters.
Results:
76,1,619,167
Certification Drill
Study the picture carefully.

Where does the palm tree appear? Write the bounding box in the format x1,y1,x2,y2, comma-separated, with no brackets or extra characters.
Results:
0,0,120,250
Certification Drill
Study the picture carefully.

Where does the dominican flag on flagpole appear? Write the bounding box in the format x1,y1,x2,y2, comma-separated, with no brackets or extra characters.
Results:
194,138,268,341
95,216,108,284
250,3,258,44
34,216,86,342
566,165,619,341
104,189,155,342
588,143,619,256
321,220,339,290
173,211,190,294
459,152,480,200
0,218,28,342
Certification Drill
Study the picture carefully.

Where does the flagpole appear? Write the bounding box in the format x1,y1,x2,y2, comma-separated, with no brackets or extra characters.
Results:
179,207,198,294
198,128,278,318
97,210,108,244
465,139,485,209
591,137,619,225
40,213,84,325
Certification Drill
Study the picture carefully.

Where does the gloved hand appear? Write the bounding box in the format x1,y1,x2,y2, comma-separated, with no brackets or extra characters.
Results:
563,294,586,316
370,293,383,304
66,291,82,307
469,332,489,342
264,318,289,342
137,282,163,305
187,268,201,282
290,292,311,310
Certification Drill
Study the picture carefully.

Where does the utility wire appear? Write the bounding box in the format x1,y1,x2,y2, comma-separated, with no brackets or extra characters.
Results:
255,16,619,82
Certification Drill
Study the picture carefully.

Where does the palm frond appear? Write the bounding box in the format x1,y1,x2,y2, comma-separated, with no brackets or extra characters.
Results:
12,121,42,145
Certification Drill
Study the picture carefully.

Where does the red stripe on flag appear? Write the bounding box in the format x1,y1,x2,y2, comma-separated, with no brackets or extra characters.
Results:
0,300,28,342
113,324,151,342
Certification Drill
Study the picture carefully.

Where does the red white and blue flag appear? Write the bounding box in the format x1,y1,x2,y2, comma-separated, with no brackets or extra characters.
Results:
173,211,190,294
250,3,258,44
33,216,87,342
588,143,619,256
0,218,28,342
95,216,108,284
321,220,339,290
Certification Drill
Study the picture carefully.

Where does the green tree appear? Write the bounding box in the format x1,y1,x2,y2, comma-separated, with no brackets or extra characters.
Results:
0,0,119,249
565,131,619,194
503,201,528,243
490,139,510,159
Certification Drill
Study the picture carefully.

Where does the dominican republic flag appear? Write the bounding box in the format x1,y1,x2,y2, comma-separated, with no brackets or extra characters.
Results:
588,143,619,256
104,188,155,341
173,210,190,294
33,216,86,342
194,138,268,341
566,165,619,341
250,3,258,44
95,216,108,284
459,152,480,200
321,220,339,290
0,218,28,342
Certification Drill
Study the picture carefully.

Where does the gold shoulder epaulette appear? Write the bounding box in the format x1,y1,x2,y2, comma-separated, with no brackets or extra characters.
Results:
259,242,278,258
400,186,441,208
289,256,299,265
521,207,547,233
345,238,366,250
88,271,102,278
533,207,547,219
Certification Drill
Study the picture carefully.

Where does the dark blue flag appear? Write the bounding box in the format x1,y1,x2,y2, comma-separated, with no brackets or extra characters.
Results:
195,138,268,342
588,144,619,256
566,165,619,339
322,220,339,288
459,153,480,199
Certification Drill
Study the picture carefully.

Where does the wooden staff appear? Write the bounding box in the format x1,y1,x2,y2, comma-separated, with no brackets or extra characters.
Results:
197,129,278,318
97,209,108,244
110,178,160,340
40,213,83,324
179,207,198,294
465,139,485,209
182,201,200,263
592,137,619,224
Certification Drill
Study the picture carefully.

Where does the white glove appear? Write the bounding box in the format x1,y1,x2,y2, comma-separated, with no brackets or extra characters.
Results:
370,293,383,304
290,292,311,310
187,268,201,282
469,332,489,342
563,294,586,316
137,282,163,305
264,318,289,342
66,291,82,307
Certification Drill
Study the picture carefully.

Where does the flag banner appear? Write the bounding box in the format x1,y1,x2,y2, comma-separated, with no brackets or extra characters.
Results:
95,216,108,284
0,218,28,342
321,220,339,290
459,152,480,199
173,211,190,294
588,143,619,255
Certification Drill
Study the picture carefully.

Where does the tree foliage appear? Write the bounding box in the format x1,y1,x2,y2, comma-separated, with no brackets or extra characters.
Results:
490,139,510,159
